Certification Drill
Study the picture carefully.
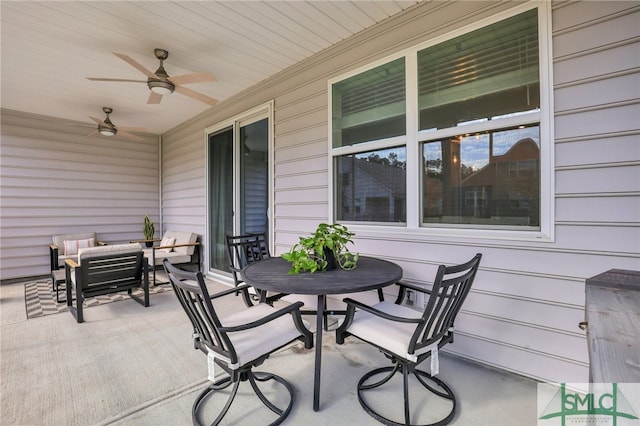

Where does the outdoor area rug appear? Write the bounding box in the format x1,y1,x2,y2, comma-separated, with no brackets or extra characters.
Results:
24,276,172,319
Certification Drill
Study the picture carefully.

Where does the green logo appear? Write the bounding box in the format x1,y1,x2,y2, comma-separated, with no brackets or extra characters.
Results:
539,383,639,426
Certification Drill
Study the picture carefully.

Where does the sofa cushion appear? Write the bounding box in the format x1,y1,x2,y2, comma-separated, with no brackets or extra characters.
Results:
63,238,95,256
77,243,142,265
158,237,176,253
162,231,197,255
53,233,97,250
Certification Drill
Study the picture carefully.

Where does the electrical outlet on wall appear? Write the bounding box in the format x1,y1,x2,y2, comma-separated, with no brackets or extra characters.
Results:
406,289,415,306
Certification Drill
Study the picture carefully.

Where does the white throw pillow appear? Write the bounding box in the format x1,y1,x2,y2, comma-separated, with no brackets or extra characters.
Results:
157,237,176,253
63,238,95,255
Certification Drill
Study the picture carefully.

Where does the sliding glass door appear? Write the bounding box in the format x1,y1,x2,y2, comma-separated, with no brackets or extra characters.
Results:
207,106,271,274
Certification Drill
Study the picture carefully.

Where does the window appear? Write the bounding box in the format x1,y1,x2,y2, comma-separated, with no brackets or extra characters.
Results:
335,147,406,223
422,125,540,227
330,5,550,237
332,58,405,148
417,10,539,132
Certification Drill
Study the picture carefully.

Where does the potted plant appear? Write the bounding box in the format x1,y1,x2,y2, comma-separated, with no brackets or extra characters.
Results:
282,223,359,274
143,215,155,247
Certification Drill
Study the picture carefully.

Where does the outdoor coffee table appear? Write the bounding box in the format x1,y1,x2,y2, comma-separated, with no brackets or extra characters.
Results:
241,256,403,411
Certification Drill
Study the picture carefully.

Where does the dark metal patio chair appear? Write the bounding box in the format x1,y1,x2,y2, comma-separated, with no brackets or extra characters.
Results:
163,259,313,426
225,232,286,306
336,253,482,426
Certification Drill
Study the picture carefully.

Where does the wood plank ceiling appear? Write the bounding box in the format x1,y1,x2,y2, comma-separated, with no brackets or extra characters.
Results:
1,1,419,135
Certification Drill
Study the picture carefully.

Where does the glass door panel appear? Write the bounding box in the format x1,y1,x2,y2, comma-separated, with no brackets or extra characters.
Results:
208,127,234,272
207,113,270,275
240,118,269,237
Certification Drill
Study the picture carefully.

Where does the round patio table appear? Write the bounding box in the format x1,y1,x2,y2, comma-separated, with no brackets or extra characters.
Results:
241,256,403,412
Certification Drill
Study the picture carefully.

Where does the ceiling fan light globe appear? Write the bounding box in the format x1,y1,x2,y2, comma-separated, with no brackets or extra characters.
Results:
99,128,117,136
148,79,174,95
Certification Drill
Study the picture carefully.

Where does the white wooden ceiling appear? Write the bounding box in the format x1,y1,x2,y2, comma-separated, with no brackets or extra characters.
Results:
1,1,419,135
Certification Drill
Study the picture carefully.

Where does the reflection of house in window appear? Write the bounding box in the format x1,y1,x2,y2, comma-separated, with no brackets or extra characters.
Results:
424,176,443,217
461,138,540,225
339,158,406,222
465,188,489,218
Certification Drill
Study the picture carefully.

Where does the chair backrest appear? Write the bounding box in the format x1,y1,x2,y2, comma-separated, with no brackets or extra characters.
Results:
77,243,141,264
75,251,145,294
410,253,482,353
163,260,236,364
52,232,97,250
225,233,270,285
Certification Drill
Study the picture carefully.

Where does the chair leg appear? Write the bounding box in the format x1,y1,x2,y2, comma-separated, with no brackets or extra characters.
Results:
250,371,294,421
192,370,294,426
192,375,237,426
52,270,69,304
72,280,84,323
128,287,150,308
403,364,411,425
356,363,457,426
151,265,170,286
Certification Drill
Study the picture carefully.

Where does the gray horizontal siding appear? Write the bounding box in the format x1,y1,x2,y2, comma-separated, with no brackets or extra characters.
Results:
157,0,639,385
0,110,160,281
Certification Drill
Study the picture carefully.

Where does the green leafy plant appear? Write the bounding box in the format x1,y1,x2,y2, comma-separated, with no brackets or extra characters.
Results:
282,223,359,274
143,215,155,240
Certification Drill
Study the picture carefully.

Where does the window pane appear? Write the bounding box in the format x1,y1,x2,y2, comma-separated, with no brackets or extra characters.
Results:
422,126,540,227
332,58,406,147
418,9,539,131
336,147,407,222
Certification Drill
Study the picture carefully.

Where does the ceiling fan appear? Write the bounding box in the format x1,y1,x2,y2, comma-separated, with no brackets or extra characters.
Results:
88,107,147,141
87,49,218,106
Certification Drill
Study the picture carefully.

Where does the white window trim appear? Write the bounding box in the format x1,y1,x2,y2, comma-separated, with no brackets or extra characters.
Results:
328,1,554,243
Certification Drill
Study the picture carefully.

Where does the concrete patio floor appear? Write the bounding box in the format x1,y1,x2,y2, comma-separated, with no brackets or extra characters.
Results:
1,275,540,425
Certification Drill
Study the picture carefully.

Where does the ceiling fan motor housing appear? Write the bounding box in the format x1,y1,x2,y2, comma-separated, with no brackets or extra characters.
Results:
98,123,117,136
147,49,175,94
98,107,117,136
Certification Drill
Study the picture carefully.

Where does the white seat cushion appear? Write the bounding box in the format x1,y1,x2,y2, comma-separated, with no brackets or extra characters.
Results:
57,253,79,266
219,304,310,369
77,243,142,264
142,249,191,266
346,301,440,363
138,231,197,265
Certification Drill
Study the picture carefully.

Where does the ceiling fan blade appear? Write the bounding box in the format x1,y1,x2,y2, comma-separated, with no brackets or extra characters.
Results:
147,91,163,104
118,131,143,142
86,77,146,83
117,126,148,132
113,52,156,78
170,72,217,85
89,116,106,126
175,85,219,106
87,130,98,137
